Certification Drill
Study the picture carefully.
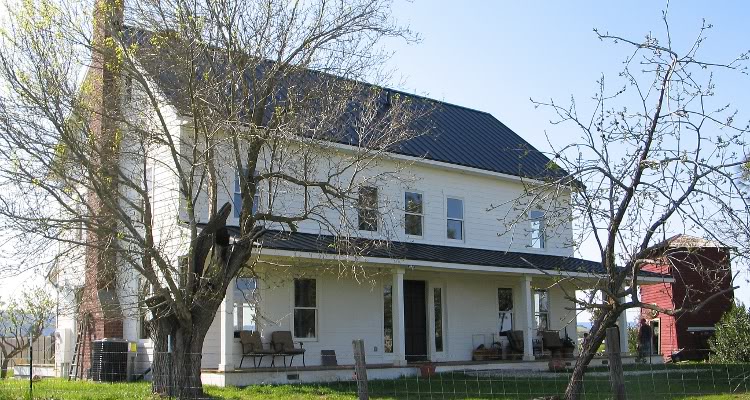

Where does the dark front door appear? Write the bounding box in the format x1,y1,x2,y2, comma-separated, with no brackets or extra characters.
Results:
404,280,428,361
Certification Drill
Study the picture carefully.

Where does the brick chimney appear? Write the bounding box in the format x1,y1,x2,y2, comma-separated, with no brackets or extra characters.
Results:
78,0,125,376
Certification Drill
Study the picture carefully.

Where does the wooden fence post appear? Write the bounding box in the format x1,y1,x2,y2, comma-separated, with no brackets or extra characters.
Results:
606,326,626,400
352,339,369,400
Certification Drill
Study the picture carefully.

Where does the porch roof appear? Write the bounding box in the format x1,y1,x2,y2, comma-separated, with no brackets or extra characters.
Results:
230,228,666,280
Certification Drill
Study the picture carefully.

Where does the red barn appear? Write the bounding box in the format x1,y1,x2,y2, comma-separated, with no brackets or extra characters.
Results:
639,234,733,362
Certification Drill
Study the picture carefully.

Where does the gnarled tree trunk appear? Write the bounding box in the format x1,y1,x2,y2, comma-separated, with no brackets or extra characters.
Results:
564,310,619,400
151,313,215,399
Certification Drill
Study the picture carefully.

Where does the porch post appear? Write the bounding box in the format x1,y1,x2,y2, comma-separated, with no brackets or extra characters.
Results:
618,292,629,355
392,268,407,366
218,278,235,371
521,275,535,361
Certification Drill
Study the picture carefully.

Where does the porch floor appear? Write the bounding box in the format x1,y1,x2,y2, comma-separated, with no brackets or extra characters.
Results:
201,356,661,387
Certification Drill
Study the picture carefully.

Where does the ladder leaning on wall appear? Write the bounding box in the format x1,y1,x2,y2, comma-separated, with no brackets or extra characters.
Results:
68,314,89,381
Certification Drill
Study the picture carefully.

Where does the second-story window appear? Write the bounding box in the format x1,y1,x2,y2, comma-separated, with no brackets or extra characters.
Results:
234,169,259,219
530,210,545,248
446,197,464,240
358,186,378,231
404,192,423,236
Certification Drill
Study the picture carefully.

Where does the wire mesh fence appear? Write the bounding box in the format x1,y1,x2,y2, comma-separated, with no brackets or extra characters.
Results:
1,347,750,399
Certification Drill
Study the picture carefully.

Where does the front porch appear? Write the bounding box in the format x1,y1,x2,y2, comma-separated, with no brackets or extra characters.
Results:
203,257,637,375
201,356,661,387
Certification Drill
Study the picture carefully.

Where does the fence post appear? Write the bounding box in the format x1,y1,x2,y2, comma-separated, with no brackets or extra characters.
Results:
352,339,369,400
29,333,33,400
606,326,626,400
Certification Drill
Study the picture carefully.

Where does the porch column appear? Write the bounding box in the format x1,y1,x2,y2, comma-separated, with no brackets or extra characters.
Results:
392,268,407,366
521,275,535,361
218,278,235,371
618,292,629,355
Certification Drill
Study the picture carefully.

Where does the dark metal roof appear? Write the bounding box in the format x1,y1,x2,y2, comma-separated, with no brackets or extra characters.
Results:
229,227,604,275
126,27,563,181
386,97,560,180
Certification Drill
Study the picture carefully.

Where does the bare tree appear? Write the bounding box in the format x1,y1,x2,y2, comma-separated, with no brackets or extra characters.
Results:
0,0,424,397
495,10,750,400
0,287,55,379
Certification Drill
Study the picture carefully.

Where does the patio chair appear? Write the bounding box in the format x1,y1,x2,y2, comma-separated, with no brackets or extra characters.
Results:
540,331,564,358
506,330,525,359
270,331,306,367
239,331,275,368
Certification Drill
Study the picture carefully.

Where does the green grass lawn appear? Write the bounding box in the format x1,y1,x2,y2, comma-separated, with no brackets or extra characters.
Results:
1,364,750,399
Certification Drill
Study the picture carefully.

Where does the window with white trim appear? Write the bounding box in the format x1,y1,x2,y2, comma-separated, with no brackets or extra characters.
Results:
446,197,464,240
404,192,423,236
234,169,259,218
234,278,258,331
383,284,393,353
533,289,549,330
498,288,513,332
358,186,378,231
293,278,317,339
434,287,444,352
530,210,545,248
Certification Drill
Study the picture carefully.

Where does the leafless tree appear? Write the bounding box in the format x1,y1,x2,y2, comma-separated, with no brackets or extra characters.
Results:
0,0,424,397
495,10,750,400
0,287,55,379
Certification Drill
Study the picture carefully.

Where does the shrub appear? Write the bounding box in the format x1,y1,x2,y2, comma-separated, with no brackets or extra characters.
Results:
710,302,750,363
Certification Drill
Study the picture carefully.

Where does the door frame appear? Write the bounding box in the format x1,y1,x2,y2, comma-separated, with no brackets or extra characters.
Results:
650,318,661,355
404,279,428,362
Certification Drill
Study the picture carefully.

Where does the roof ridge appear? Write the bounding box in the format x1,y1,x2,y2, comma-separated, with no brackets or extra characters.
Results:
383,87,492,116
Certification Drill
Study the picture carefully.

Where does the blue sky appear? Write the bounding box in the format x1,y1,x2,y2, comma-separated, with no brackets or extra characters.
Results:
382,1,750,313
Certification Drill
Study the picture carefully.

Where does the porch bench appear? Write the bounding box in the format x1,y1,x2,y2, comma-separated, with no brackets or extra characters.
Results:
239,331,276,368
271,331,306,367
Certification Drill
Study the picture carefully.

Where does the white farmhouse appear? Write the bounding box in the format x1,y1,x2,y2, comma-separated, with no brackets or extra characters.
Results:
53,23,666,387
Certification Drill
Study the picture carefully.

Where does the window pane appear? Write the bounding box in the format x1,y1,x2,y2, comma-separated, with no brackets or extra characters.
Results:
535,313,549,331
530,211,545,249
447,219,463,240
434,288,443,352
234,193,242,218
405,192,423,214
535,290,549,313
358,187,378,231
358,187,378,209
294,279,316,307
499,312,513,332
405,214,423,236
498,288,513,311
293,309,316,338
242,304,256,331
384,285,393,353
446,198,463,219
358,209,378,231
